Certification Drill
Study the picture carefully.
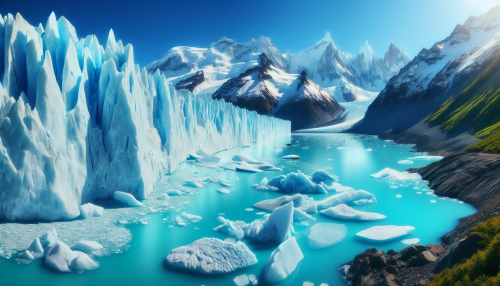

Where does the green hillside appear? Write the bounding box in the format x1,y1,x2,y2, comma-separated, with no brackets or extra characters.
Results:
428,55,500,153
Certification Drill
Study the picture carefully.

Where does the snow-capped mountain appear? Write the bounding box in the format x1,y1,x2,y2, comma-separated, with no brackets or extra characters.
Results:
274,71,345,130
147,32,409,103
0,12,290,221
351,6,500,135
212,53,344,129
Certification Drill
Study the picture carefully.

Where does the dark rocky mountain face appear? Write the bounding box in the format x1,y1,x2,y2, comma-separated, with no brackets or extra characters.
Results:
211,54,279,116
175,70,205,92
274,71,344,130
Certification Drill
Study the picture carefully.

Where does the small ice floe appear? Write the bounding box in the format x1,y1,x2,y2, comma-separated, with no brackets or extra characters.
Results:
185,180,203,188
370,168,420,181
283,155,299,159
254,194,317,214
234,274,250,286
157,193,170,200
245,208,254,212
214,217,246,239
407,156,443,161
366,149,373,151
266,169,339,194
232,154,261,164
303,282,314,286
316,190,377,210
396,194,402,198
416,192,422,194
218,188,231,194
181,212,202,223
264,237,303,282
79,203,104,218
293,208,315,220
401,238,420,245
307,223,347,249
356,226,415,241
166,238,257,274
327,158,333,161
430,200,437,203
398,160,413,164
249,274,258,285
220,181,231,187
72,241,103,253
166,190,183,196
390,186,398,189
320,204,386,221
113,191,144,207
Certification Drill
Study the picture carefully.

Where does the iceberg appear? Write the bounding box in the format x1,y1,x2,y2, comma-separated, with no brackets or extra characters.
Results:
218,188,231,194
72,241,103,253
398,160,413,164
283,155,299,159
245,202,294,242
307,223,347,249
264,237,304,282
69,253,100,272
79,203,104,218
44,241,99,272
16,250,34,260
320,204,386,221
0,12,290,221
370,168,421,180
114,191,144,207
181,212,202,222
267,170,338,194
232,154,261,164
165,238,258,274
213,217,246,239
254,194,317,213
316,190,377,210
356,225,415,241
234,274,250,286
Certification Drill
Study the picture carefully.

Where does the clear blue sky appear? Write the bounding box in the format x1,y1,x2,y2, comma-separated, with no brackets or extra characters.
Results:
2,0,500,66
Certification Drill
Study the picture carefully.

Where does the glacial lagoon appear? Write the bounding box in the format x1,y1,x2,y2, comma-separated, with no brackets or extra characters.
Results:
0,134,476,286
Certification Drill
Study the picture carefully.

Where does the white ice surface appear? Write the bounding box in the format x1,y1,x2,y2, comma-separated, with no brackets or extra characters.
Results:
356,225,415,241
370,168,421,181
307,223,347,249
264,237,304,282
320,204,386,221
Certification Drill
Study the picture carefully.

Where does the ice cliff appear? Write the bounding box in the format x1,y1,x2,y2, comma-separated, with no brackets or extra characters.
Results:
0,12,290,221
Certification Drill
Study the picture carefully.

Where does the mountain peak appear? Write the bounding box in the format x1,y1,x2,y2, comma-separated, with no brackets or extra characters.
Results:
315,31,335,47
324,31,332,41
210,36,236,47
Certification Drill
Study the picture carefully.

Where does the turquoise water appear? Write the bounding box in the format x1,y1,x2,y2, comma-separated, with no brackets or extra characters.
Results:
0,134,476,286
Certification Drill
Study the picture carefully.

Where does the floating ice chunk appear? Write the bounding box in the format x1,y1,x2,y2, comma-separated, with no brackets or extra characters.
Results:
113,191,144,207
316,190,377,210
233,154,261,164
236,162,263,173
79,203,104,218
214,218,246,239
398,160,413,164
28,238,44,259
245,208,254,212
267,170,338,194
69,253,99,272
293,208,314,220
304,282,314,286
366,149,372,151
311,170,337,185
245,202,294,243
370,168,420,181
264,237,304,282
254,194,317,213
44,241,80,272
234,274,250,286
430,200,436,203
320,204,386,221
181,212,202,222
396,194,402,198
158,193,170,200
356,226,415,241
252,184,260,188
186,180,203,188
407,156,443,161
256,185,269,191
73,241,103,253
260,177,269,185
390,186,398,189
166,190,183,196
16,250,34,260
221,181,231,187
218,188,231,194
307,223,347,249
283,155,299,159
417,192,422,194
401,238,420,245
166,238,257,274
249,274,258,285
175,216,187,226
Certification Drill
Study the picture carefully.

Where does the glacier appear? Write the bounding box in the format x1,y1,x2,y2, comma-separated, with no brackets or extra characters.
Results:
0,12,290,221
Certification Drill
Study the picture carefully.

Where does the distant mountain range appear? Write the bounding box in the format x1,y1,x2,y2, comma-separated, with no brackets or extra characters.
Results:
146,33,410,129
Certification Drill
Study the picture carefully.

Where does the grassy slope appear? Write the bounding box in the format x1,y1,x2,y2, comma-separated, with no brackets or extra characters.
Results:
428,55,500,153
428,216,500,286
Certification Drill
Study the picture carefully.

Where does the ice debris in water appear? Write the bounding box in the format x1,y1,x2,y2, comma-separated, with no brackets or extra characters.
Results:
294,208,315,220
233,154,261,164
79,203,104,218
72,241,103,253
396,194,402,198
401,238,420,245
254,194,316,213
320,204,386,221
157,194,170,200
356,226,415,241
264,237,304,282
234,274,250,286
181,212,202,222
283,155,299,159
249,274,258,285
166,238,258,274
114,191,144,207
266,170,339,194
366,149,373,151
218,188,231,194
304,282,314,286
245,202,294,243
407,156,443,161
316,190,377,210
398,160,413,164
307,223,347,249
370,168,421,181
213,217,246,239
